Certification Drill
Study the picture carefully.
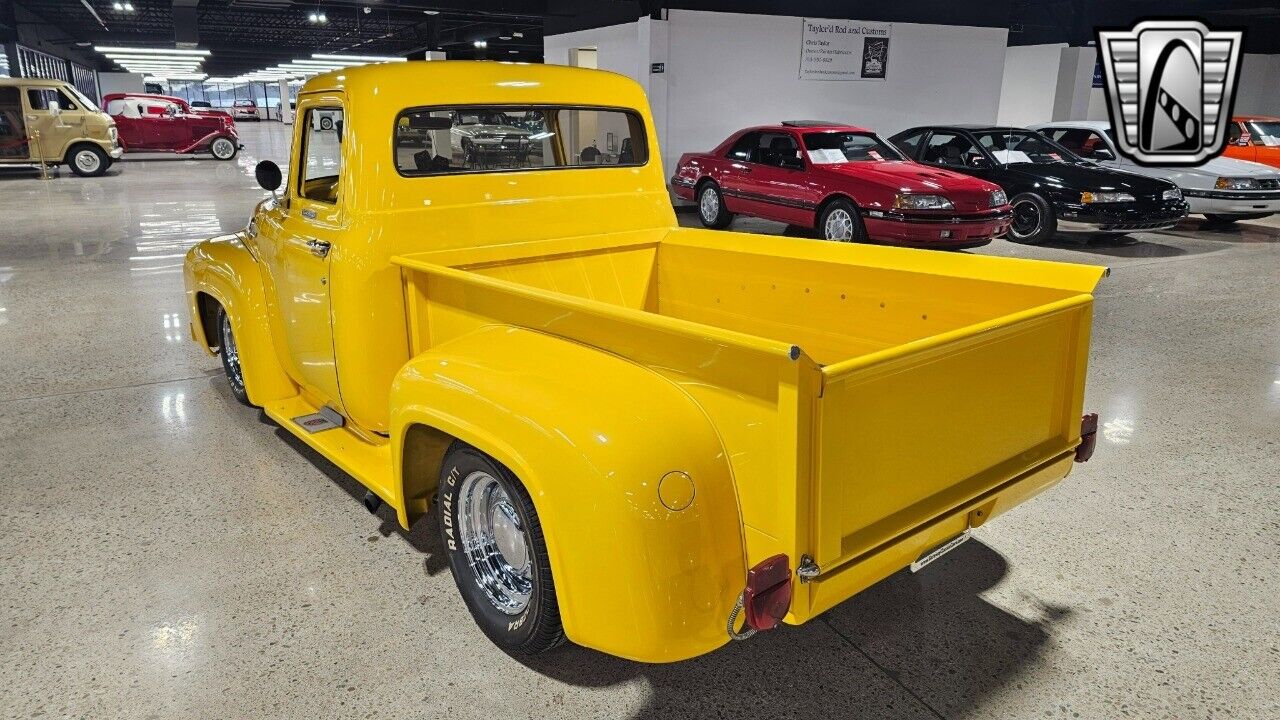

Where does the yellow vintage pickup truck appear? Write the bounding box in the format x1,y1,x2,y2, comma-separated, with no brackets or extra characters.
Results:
184,61,1105,663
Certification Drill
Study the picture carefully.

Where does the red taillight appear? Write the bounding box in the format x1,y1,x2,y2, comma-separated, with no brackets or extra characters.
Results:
743,554,792,632
1075,413,1098,463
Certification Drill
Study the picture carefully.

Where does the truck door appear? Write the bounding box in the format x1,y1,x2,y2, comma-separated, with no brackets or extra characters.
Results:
0,87,30,160
257,99,346,409
21,88,68,162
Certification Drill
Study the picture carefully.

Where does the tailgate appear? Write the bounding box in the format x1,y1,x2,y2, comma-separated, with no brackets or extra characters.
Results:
809,293,1095,574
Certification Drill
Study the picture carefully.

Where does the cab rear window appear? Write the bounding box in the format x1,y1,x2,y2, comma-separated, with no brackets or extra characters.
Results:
394,104,647,176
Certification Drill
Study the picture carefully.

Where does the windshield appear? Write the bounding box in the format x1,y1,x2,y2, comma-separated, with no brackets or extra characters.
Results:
974,130,1078,164
1247,121,1280,146
802,132,903,163
235,100,254,107
66,85,99,113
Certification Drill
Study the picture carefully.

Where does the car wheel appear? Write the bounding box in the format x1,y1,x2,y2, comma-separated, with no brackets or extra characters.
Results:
439,444,566,655
210,137,238,161
696,181,733,229
319,116,334,131
216,305,252,406
1007,193,1057,244
66,144,109,177
818,198,867,243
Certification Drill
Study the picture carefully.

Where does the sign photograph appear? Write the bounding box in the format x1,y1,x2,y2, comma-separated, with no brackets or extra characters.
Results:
799,19,892,81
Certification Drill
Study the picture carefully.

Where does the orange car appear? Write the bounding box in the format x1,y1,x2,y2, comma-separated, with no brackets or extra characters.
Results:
1224,116,1280,168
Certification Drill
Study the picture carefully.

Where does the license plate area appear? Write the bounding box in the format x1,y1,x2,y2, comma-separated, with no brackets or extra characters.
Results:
909,529,971,573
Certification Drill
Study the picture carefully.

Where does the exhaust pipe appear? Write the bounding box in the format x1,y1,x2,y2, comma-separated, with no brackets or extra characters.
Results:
363,490,382,514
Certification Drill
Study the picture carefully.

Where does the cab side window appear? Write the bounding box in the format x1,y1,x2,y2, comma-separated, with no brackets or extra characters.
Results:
756,132,802,168
55,89,78,111
726,132,761,161
922,132,981,167
892,130,926,159
1047,129,1112,160
26,89,51,111
299,107,344,204
1227,123,1242,145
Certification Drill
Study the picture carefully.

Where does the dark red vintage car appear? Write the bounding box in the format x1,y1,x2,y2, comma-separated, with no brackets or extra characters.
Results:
671,121,1012,248
103,93,241,160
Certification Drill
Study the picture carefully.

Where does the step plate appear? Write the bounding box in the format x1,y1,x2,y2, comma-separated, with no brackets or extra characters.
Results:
292,406,345,434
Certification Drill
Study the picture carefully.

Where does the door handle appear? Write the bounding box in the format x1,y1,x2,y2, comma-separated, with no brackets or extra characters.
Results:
301,208,316,220
306,239,331,258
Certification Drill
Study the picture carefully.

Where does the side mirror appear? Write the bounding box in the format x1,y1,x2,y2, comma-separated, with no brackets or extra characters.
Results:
1093,148,1115,160
255,160,283,196
969,156,993,168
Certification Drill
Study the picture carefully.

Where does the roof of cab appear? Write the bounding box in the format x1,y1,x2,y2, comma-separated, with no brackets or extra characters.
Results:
1032,120,1111,131
747,123,873,134
298,60,650,111
1236,115,1280,122
0,77,74,88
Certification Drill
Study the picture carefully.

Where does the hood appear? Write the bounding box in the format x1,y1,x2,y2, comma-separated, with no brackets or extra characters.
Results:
817,160,998,192
997,161,1175,193
815,160,1002,212
1114,154,1280,189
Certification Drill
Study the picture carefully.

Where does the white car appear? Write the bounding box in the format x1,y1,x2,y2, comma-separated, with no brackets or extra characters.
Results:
1033,120,1280,224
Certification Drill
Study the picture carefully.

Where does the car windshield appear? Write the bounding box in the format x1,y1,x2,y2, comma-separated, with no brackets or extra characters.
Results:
974,130,1078,165
66,85,99,112
1247,121,1280,146
802,131,903,163
235,100,254,107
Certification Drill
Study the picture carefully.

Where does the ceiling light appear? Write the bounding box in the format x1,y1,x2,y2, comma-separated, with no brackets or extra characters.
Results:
112,2,123,9
123,2,133,9
508,50,518,54
423,10,438,14
318,12,327,22
97,46,210,56
512,32,523,38
312,53,405,62
308,12,318,21
473,40,487,48
499,36,511,40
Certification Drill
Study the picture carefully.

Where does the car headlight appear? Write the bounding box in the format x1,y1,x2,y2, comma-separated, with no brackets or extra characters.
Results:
989,189,1008,207
1162,187,1183,201
1215,177,1258,190
894,193,954,210
1080,191,1136,204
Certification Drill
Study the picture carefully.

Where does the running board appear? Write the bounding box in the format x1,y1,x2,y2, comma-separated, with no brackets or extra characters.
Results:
292,405,345,433
264,396,397,517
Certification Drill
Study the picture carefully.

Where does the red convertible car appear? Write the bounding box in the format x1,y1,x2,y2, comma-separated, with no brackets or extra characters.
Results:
103,92,241,161
671,121,1012,248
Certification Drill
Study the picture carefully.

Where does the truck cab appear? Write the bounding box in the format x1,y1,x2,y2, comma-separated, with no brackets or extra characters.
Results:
0,77,122,176
184,61,1105,663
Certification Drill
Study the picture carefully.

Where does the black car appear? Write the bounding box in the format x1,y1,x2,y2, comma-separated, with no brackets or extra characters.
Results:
888,125,1188,243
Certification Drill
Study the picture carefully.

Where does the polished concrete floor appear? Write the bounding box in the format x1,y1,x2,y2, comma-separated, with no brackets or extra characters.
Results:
1,121,1277,719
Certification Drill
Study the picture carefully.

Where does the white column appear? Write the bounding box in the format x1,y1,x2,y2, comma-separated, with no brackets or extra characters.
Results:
279,79,293,124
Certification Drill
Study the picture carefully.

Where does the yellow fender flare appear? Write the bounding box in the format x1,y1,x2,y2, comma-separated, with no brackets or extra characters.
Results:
184,235,295,404
390,325,746,663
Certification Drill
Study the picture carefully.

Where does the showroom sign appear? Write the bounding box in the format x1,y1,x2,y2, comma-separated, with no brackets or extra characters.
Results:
799,19,892,81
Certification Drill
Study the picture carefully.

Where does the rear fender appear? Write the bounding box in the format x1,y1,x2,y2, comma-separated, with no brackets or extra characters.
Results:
390,325,746,662
184,235,295,404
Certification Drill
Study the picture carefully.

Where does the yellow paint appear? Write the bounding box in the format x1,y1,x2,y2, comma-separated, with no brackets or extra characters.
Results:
183,61,1106,662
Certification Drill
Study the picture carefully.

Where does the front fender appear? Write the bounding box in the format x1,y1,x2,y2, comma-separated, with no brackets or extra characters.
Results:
390,325,746,662
184,234,295,404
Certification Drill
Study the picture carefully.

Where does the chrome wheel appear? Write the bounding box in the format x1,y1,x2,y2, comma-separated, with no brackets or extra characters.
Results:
74,149,101,174
219,312,245,397
824,207,855,241
1011,199,1042,240
457,470,532,615
211,138,236,160
699,185,720,224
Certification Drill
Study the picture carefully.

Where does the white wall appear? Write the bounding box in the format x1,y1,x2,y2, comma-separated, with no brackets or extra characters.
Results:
1235,53,1280,117
547,11,1010,178
1053,47,1095,121
96,72,144,105
996,44,1065,126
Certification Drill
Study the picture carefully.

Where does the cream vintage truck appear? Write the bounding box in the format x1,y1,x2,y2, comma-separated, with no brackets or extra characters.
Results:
184,61,1105,663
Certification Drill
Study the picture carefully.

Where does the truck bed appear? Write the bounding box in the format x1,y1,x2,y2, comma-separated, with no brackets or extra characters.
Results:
394,228,1106,622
